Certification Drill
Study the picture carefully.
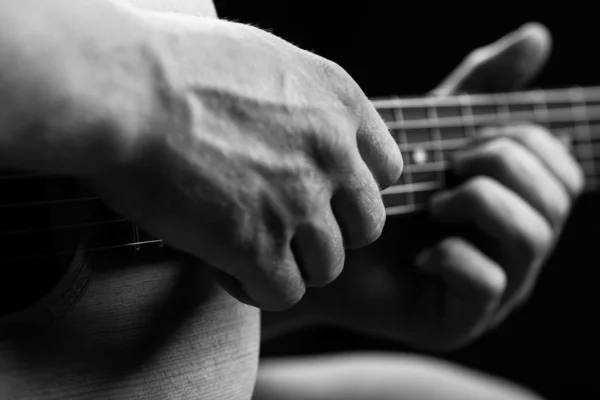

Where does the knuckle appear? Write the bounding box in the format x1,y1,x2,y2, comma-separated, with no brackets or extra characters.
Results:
549,189,571,224
270,286,305,311
521,124,550,140
311,250,346,287
570,164,586,195
306,110,357,174
439,238,506,301
377,143,404,189
484,137,520,167
484,272,507,303
364,207,386,245
288,173,332,219
436,236,460,256
351,192,387,248
519,217,553,263
461,176,498,207
319,59,361,112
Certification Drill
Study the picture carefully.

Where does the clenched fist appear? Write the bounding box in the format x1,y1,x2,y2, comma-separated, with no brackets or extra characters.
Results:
80,9,402,309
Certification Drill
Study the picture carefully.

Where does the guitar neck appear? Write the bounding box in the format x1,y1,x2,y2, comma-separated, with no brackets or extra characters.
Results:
2,86,600,262
375,86,600,216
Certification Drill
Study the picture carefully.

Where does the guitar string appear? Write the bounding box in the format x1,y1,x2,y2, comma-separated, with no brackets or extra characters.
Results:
2,111,599,227
371,86,600,107
2,85,600,181
2,111,600,183
3,90,600,260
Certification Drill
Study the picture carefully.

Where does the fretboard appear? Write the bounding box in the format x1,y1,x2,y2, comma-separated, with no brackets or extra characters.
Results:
2,86,600,263
374,86,600,215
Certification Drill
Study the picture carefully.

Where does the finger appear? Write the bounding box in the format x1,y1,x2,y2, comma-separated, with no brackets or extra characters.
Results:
331,154,387,249
213,269,260,308
477,125,585,197
433,22,552,96
414,237,506,350
235,248,305,311
220,194,308,310
291,206,345,287
356,98,404,189
453,136,571,228
430,177,553,316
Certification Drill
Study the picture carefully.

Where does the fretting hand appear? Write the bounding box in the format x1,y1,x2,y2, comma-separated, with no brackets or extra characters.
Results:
302,23,584,350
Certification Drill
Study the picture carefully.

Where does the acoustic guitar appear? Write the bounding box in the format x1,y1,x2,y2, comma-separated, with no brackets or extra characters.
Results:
1,83,599,398
4,86,599,271
1,5,599,400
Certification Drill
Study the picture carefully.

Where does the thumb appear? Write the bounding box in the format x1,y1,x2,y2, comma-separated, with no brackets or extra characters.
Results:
433,22,552,96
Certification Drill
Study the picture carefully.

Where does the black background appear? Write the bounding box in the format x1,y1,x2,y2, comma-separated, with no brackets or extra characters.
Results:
216,2,600,398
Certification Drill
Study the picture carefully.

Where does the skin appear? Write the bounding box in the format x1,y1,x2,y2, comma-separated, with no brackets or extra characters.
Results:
0,1,583,399
261,22,583,352
0,0,402,312
255,23,583,399
254,354,545,400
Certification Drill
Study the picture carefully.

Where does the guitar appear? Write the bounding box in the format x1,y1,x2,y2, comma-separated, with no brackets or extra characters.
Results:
1,83,598,397
2,85,599,270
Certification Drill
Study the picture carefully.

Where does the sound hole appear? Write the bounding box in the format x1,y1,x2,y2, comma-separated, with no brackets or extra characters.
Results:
0,170,85,316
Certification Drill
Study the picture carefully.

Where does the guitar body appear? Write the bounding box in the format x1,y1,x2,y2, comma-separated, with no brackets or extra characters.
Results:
0,2,261,400
0,257,260,399
1,1,599,398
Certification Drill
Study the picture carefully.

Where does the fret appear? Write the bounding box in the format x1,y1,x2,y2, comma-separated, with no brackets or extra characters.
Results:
496,96,511,120
394,108,415,207
573,142,600,161
412,185,438,206
393,101,405,125
458,96,477,137
401,104,428,122
377,104,397,124
580,160,597,178
404,127,431,144
570,87,595,175
427,100,446,187
387,106,600,130
532,90,550,123
5,86,600,265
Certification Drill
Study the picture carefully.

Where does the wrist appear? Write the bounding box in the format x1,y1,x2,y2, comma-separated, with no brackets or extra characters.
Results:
0,0,169,176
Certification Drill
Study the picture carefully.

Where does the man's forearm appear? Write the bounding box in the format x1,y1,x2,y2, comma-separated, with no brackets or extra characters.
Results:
0,0,162,175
